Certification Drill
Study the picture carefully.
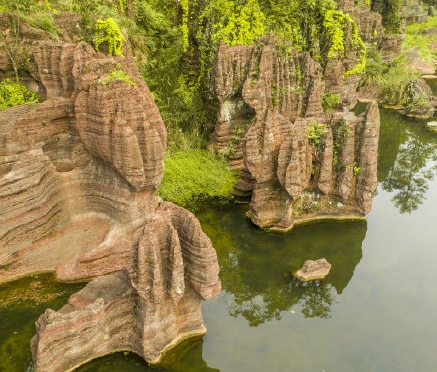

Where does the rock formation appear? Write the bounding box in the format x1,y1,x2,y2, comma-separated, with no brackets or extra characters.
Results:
212,36,380,231
293,258,332,281
0,17,220,371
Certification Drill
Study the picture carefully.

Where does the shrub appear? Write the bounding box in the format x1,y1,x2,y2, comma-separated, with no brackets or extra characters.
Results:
101,65,136,86
158,149,238,210
0,79,39,111
94,17,124,56
322,92,341,113
307,120,328,147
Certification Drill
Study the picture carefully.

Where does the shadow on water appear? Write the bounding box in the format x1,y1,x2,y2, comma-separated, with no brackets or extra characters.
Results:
196,206,366,326
0,273,218,372
378,108,437,213
0,274,85,372
74,335,219,372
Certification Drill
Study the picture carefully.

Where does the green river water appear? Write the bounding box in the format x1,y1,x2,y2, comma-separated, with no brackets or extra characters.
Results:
1,108,437,371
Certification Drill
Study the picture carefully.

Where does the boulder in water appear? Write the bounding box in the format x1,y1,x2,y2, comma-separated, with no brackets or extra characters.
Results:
294,258,331,281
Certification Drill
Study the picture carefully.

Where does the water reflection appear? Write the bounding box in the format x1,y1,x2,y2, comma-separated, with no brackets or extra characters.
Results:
75,336,219,372
378,108,437,213
0,274,84,372
197,206,366,326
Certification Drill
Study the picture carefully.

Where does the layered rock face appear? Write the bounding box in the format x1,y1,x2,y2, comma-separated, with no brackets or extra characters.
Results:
212,36,380,231
0,21,220,371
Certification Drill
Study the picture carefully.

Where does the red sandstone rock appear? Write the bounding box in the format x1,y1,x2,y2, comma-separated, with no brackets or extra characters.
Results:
30,201,221,371
0,17,220,371
294,258,332,281
212,36,380,231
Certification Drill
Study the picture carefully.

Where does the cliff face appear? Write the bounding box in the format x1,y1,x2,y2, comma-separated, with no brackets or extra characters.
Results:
212,36,380,231
0,19,220,371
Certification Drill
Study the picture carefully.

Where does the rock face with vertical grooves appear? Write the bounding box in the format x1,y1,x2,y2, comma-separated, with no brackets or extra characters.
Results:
212,35,380,231
0,19,220,371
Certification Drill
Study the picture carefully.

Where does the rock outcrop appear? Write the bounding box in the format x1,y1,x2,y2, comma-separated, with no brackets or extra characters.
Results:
0,17,220,371
212,36,380,231
402,77,435,119
293,258,332,281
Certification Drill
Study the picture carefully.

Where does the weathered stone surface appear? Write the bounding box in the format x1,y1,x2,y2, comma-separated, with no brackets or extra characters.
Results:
405,47,436,75
30,201,220,371
0,19,220,371
403,77,435,119
212,36,380,231
379,34,405,64
294,258,332,281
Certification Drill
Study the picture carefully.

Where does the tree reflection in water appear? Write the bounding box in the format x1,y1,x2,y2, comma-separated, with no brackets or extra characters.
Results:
378,108,437,213
197,207,366,326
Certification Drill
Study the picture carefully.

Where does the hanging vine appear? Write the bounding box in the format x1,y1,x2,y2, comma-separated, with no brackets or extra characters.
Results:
323,9,366,76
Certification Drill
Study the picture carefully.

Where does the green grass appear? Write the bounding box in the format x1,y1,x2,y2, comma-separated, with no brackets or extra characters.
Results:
157,149,238,211
403,15,437,63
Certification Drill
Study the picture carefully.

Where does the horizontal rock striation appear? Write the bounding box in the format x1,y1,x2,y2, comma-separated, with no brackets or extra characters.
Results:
0,18,220,371
31,200,221,371
212,36,380,231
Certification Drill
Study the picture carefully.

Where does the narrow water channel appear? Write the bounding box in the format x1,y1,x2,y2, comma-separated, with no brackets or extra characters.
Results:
1,108,437,372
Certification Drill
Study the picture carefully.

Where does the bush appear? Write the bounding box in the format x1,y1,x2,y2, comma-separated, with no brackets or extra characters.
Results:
322,92,341,113
0,79,39,111
360,53,420,107
158,149,238,210
94,17,124,56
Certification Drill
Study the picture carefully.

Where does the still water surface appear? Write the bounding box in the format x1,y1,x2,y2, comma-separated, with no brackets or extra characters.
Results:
1,108,437,371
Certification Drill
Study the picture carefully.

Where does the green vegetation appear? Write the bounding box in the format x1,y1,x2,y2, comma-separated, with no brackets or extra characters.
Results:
402,15,437,63
371,0,402,33
0,0,409,208
94,17,124,56
353,166,360,177
361,44,421,107
157,149,238,210
307,120,327,147
198,0,266,47
101,65,136,86
323,9,366,76
0,79,39,111
322,92,341,113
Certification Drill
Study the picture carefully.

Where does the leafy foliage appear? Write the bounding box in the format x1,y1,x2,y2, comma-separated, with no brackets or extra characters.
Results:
261,0,336,55
158,149,238,210
0,79,39,111
371,0,402,33
403,16,437,63
323,9,366,76
198,0,266,46
101,65,136,86
364,56,420,107
322,92,341,113
94,17,124,56
307,120,327,147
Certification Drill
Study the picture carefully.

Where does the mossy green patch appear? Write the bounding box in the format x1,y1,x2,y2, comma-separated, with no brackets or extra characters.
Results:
158,149,238,211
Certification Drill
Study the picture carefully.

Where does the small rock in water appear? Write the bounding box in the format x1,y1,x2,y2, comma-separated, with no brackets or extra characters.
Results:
426,121,437,133
293,258,331,281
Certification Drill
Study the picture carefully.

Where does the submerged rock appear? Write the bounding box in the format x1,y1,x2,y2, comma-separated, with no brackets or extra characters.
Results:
426,121,437,132
294,259,332,281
